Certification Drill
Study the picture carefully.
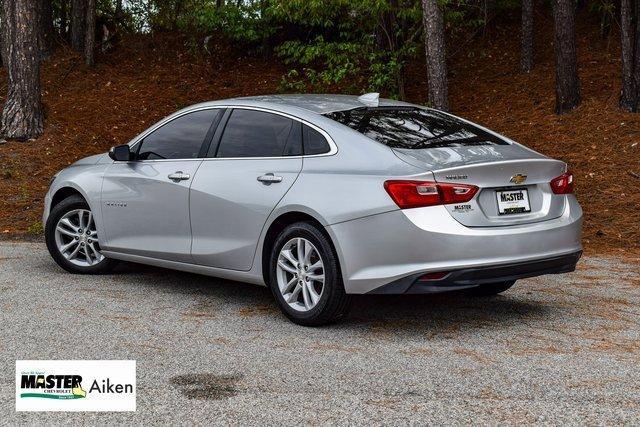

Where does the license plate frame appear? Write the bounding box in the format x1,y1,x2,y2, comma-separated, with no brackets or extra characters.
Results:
496,188,531,215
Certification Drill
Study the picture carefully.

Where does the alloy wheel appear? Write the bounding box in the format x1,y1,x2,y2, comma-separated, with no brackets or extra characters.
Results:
54,209,104,267
276,237,325,312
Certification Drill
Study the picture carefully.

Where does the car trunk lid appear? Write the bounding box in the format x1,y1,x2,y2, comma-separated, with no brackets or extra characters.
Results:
393,146,568,227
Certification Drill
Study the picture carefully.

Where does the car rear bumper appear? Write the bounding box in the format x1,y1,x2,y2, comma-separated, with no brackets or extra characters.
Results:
326,195,583,294
368,250,582,294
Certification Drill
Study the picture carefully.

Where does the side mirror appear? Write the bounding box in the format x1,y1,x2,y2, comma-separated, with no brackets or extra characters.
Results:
109,145,131,161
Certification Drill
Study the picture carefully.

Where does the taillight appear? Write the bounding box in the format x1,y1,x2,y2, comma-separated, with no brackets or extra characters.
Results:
384,180,479,209
550,171,574,194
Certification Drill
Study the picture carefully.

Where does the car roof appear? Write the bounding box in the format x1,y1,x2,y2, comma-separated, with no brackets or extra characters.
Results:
197,94,419,114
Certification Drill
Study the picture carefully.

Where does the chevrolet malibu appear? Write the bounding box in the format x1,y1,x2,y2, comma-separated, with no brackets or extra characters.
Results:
43,94,582,325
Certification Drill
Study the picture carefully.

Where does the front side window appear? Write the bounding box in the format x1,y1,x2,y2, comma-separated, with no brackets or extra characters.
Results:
215,109,301,158
325,107,508,149
136,109,220,160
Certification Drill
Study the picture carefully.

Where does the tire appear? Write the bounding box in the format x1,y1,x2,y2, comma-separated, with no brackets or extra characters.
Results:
268,221,352,326
466,280,516,296
45,194,118,274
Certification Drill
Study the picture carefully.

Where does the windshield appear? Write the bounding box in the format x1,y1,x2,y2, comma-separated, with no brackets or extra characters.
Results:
324,107,508,149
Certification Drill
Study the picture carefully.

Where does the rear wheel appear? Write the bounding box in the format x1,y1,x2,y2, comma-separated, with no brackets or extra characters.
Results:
466,280,516,296
45,195,118,274
268,222,352,326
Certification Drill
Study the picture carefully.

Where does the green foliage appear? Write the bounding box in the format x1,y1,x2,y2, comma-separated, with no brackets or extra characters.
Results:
589,0,616,16
26,221,44,236
589,0,616,38
276,36,416,97
276,37,361,89
178,2,276,45
271,0,422,97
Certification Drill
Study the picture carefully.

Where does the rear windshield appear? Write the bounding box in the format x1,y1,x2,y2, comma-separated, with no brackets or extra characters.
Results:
324,107,508,149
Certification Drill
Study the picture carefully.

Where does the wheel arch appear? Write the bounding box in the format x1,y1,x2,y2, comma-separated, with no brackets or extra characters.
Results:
50,186,87,211
260,210,342,286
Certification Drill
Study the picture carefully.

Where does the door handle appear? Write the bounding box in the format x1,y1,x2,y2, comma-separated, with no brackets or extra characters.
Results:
168,171,190,181
257,173,283,184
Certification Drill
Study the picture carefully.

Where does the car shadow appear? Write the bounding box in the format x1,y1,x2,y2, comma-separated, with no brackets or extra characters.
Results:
347,293,550,326
108,261,554,333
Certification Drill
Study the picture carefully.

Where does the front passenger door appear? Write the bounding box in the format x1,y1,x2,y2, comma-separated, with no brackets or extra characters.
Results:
101,108,222,262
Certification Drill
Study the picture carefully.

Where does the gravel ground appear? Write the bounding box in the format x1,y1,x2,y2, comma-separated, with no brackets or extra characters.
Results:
1,241,639,425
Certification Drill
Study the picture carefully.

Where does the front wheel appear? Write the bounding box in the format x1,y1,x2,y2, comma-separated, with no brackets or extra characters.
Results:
268,222,352,326
466,280,516,296
45,195,118,274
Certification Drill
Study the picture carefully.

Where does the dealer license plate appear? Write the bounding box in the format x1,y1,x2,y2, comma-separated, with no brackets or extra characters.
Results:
496,189,531,215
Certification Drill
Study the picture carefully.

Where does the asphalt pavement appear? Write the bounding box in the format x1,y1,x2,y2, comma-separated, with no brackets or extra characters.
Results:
1,241,639,424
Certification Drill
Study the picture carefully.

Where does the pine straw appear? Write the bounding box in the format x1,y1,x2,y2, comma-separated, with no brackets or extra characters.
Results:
0,22,638,255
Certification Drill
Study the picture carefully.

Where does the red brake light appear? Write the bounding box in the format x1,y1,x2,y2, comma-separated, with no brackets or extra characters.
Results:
550,171,574,194
384,180,478,209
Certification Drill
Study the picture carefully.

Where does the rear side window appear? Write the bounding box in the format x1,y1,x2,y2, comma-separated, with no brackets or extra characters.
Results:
136,109,220,160
215,109,301,158
325,107,508,149
303,125,330,155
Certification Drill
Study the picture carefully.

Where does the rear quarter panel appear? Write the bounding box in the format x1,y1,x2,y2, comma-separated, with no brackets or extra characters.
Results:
274,124,425,226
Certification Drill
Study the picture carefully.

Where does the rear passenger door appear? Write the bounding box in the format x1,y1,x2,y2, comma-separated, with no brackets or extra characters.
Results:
189,108,303,271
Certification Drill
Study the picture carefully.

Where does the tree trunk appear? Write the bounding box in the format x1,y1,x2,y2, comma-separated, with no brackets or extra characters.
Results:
599,9,612,39
0,11,3,67
70,0,86,52
1,0,44,140
551,0,580,114
421,0,448,111
632,0,640,111
482,0,495,36
60,0,68,39
38,0,55,59
521,0,533,73
84,0,95,66
620,0,636,111
114,0,123,28
0,4,5,67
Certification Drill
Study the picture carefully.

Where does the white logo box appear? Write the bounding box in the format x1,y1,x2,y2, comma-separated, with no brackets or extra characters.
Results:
16,360,136,412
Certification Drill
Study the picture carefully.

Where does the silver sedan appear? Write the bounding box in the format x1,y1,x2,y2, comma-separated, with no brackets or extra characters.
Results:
43,94,583,325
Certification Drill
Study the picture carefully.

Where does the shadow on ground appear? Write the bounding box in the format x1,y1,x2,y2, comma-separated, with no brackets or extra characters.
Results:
89,260,555,333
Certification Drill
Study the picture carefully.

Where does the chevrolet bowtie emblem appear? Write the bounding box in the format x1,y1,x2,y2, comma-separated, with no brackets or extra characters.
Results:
510,174,527,185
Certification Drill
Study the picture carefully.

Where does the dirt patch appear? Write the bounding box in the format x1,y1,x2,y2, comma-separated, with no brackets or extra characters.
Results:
76,287,129,300
101,314,136,322
238,304,278,317
453,347,496,364
180,310,216,322
309,342,361,353
365,398,401,410
170,373,242,400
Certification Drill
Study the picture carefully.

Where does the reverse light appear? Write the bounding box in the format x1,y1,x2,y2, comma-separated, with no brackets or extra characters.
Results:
384,180,479,209
550,171,574,194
